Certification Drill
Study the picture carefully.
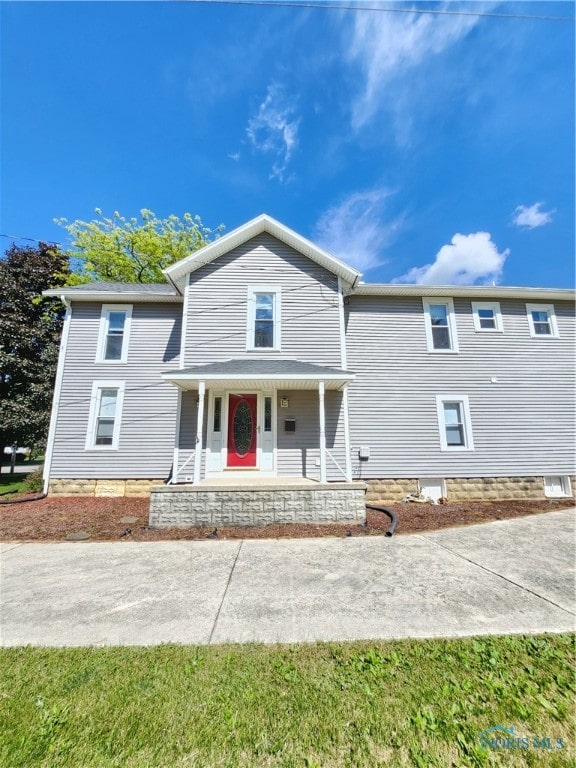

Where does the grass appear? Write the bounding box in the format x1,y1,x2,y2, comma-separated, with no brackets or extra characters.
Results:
0,635,574,767
0,472,29,496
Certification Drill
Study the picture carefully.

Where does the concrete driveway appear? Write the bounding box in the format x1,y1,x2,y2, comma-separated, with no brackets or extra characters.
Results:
0,509,574,646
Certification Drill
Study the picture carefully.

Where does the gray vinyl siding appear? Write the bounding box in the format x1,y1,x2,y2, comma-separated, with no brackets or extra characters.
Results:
346,296,576,479
50,302,181,479
183,234,342,367
275,390,346,480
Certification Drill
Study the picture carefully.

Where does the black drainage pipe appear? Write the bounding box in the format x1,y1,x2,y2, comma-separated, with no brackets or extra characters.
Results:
366,504,398,537
0,493,47,505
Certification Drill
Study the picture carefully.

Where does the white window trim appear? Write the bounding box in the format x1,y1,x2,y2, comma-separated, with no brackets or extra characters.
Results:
96,304,133,363
526,303,559,338
436,395,474,451
471,301,503,333
423,298,459,353
544,476,572,498
246,285,281,351
85,380,125,450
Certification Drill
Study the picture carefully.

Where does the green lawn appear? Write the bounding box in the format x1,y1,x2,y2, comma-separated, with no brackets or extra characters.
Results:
0,472,29,496
0,635,573,767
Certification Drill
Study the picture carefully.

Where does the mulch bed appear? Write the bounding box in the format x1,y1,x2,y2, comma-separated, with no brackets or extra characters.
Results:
0,495,573,542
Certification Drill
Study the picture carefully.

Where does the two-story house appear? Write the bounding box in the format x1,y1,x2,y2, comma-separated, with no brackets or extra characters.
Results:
43,215,575,527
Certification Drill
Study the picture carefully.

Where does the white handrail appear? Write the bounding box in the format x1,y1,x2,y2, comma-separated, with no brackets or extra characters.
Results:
325,449,347,480
170,452,195,484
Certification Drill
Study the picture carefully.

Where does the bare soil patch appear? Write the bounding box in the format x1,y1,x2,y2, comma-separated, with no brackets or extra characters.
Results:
0,495,572,542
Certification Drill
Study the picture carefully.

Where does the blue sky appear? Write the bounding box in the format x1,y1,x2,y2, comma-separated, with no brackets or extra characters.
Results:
1,1,574,287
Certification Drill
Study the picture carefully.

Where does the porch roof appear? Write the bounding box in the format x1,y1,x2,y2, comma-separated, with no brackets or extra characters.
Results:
162,359,355,390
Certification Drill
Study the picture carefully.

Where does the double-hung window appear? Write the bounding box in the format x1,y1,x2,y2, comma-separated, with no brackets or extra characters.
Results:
423,298,458,352
247,286,281,351
436,395,474,451
86,381,125,450
471,301,503,332
97,305,132,363
526,303,558,338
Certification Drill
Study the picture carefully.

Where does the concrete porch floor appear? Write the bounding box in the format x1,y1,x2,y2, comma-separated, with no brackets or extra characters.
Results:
197,476,319,489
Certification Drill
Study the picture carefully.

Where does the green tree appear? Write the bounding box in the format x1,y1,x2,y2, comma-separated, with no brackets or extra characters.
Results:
0,243,69,453
56,209,221,284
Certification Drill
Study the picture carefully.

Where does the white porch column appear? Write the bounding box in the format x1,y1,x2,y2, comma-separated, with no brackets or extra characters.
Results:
172,389,182,484
193,381,206,485
318,380,327,484
342,383,352,482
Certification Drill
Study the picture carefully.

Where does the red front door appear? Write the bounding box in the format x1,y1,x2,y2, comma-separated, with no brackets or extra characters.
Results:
227,394,257,467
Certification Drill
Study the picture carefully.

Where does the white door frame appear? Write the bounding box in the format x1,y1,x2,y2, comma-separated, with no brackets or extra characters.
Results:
205,388,277,477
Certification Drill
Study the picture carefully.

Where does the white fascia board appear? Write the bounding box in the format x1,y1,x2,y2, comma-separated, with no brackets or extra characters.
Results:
163,214,361,288
161,372,355,383
354,284,575,301
42,290,181,303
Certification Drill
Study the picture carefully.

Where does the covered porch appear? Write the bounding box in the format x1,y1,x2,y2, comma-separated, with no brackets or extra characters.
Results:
161,359,356,486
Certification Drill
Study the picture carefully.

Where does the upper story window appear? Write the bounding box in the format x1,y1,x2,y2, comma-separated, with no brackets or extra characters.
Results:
423,298,459,353
247,286,281,351
526,303,558,338
85,381,125,450
436,395,474,451
471,301,503,333
97,304,133,363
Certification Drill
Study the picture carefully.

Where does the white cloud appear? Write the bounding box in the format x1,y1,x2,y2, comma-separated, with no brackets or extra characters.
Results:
346,3,488,129
247,84,299,181
314,189,401,271
395,232,509,285
512,202,554,229
228,152,240,162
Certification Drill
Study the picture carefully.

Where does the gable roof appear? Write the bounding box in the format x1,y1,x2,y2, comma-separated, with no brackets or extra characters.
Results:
163,213,362,291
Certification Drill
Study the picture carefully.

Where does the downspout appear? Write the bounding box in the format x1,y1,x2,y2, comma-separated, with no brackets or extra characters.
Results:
42,296,72,496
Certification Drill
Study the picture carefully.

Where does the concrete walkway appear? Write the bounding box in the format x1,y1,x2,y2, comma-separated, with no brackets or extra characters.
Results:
0,509,574,647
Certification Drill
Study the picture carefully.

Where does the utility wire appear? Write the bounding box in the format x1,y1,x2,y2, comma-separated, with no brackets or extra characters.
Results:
182,0,574,23
1,233,60,246
0,233,191,264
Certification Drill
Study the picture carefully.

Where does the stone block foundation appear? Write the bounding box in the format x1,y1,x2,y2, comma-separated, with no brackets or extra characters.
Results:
148,482,368,528
48,479,159,498
365,476,575,504
49,475,574,505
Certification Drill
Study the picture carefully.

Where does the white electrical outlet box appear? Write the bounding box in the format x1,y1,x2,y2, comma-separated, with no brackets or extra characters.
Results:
359,446,370,460
184,475,194,483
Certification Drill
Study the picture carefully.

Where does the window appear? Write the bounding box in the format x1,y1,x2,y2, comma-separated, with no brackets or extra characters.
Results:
85,381,125,450
247,286,281,350
436,395,474,451
471,301,503,332
97,305,132,363
544,476,572,498
213,396,222,432
423,298,458,352
526,303,558,338
264,396,272,432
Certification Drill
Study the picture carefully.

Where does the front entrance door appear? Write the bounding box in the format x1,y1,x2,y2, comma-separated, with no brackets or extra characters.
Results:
227,394,257,467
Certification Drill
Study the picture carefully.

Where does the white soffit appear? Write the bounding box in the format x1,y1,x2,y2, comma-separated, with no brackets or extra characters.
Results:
163,213,362,289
